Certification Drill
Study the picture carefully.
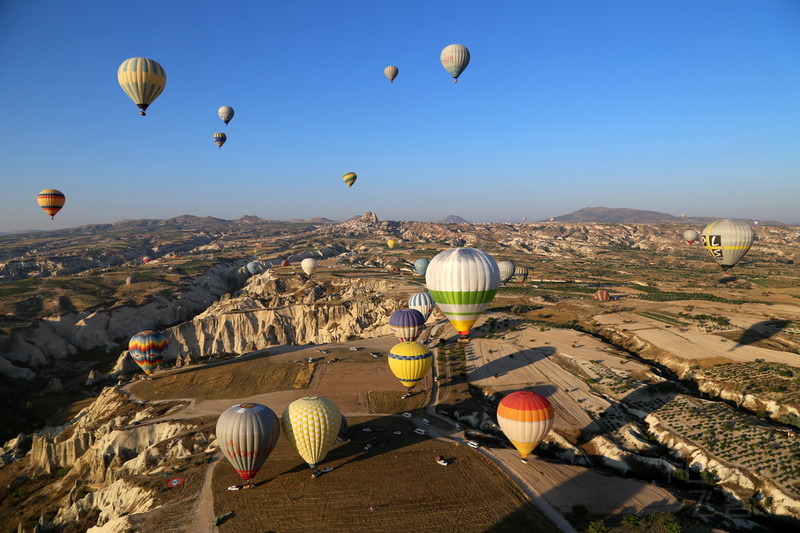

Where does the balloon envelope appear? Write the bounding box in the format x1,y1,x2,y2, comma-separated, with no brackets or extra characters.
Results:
408,291,435,322
497,391,554,459
413,258,430,276
594,289,611,301
247,262,262,275
281,396,341,468
218,105,234,125
384,65,398,82
117,57,166,115
513,266,528,284
387,239,397,249
301,258,318,276
497,261,515,284
700,219,755,270
389,309,425,342
213,132,227,148
343,172,357,188
128,330,168,375
216,403,280,480
425,248,499,337
37,189,65,219
440,44,470,81
388,341,432,388
683,229,699,245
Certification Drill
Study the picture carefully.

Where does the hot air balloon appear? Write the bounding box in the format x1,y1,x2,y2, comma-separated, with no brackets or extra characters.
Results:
36,189,65,219
336,415,350,444
216,403,280,484
497,391,554,460
301,258,318,276
281,396,341,468
381,220,391,232
414,258,430,276
681,213,687,220
218,105,234,126
384,66,398,83
387,239,397,249
700,219,756,271
247,262,262,275
213,132,227,149
497,260,515,284
408,291,435,322
343,172,357,188
513,266,528,284
683,229,699,245
440,44,470,82
388,341,432,389
125,276,137,285
389,309,426,342
117,57,167,116
281,260,291,267
142,256,152,264
128,330,168,375
594,289,612,301
425,248,499,339
522,216,527,222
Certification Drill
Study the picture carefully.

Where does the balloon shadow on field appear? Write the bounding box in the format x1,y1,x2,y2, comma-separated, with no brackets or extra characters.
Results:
728,319,791,351
464,346,556,382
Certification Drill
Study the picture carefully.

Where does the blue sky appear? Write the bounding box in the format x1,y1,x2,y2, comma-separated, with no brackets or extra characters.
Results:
1,0,799,232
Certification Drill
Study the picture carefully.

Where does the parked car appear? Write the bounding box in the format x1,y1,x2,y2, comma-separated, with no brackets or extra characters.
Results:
414,428,426,435
422,418,430,425
402,412,412,418
466,441,480,449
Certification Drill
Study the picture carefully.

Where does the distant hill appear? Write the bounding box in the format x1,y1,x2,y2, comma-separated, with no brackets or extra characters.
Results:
439,215,470,224
544,207,783,225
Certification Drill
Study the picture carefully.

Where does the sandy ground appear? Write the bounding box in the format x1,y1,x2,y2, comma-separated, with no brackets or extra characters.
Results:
595,304,800,365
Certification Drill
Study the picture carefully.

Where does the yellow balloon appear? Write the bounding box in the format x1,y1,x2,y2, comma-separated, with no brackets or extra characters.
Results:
388,341,432,388
281,397,341,468
117,57,167,116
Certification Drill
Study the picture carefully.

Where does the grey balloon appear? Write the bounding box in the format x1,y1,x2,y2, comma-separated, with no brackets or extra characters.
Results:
216,403,280,481
497,260,515,284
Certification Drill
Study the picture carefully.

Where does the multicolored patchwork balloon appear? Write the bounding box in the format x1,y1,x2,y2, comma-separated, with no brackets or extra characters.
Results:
128,330,168,375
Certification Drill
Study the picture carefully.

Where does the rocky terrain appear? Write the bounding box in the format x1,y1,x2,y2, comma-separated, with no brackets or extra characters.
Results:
1,213,800,532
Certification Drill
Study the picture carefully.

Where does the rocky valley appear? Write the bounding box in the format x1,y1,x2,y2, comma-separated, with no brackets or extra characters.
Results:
1,213,800,532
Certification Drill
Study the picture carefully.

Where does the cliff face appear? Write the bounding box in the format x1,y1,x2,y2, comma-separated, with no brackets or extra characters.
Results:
164,270,403,357
23,387,215,531
0,260,248,378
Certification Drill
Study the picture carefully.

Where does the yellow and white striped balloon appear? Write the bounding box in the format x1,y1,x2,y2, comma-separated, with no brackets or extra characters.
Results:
117,57,167,116
281,396,341,468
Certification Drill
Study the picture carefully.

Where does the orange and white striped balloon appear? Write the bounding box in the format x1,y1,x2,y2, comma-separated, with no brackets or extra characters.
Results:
497,391,554,458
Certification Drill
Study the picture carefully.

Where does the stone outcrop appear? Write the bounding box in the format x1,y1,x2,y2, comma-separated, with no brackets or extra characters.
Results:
165,270,403,357
0,260,248,378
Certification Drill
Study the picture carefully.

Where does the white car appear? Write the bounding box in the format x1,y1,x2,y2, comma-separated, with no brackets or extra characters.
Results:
362,428,373,432
414,428,426,435
454,424,462,431
393,431,402,435
422,418,430,426
466,440,480,449
402,412,412,418
363,443,373,450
